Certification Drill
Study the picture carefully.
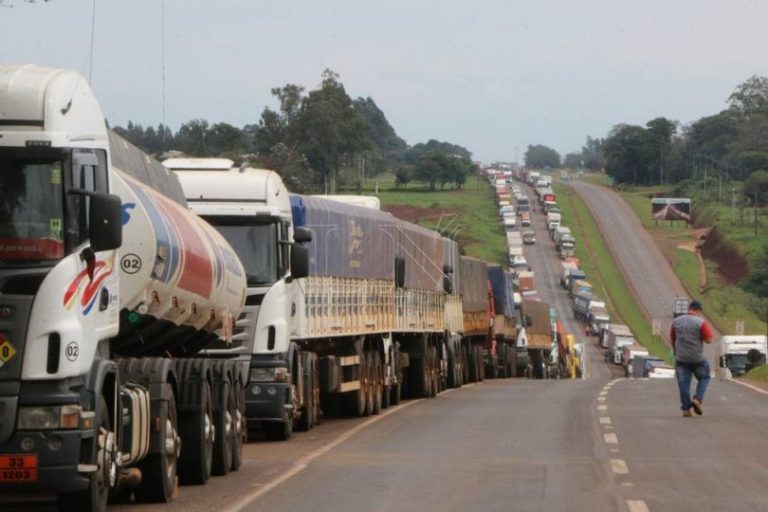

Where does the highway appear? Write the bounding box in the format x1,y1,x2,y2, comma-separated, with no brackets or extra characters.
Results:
18,178,768,512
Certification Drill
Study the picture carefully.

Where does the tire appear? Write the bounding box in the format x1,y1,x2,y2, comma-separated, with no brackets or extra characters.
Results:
297,354,313,432
59,396,112,512
230,377,245,471
211,378,234,476
429,346,441,398
476,346,485,382
311,356,321,426
447,346,458,388
133,384,178,503
372,351,383,415
178,380,214,485
391,349,402,405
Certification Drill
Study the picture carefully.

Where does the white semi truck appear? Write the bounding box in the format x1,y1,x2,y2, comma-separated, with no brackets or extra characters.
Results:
0,65,250,510
166,161,481,439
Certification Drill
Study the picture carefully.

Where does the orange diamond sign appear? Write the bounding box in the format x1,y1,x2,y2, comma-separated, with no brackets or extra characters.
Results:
0,335,17,367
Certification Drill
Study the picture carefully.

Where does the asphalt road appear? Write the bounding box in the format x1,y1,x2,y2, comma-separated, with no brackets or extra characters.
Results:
520,185,620,380
568,180,717,363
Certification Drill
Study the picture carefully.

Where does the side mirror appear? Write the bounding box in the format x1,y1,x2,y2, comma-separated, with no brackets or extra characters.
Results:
293,227,312,244
89,193,122,252
443,275,453,294
525,314,533,328
442,264,453,274
394,256,405,288
290,244,309,279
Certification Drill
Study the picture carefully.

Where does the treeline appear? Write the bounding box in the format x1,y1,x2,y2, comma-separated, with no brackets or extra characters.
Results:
565,76,768,198
112,69,474,194
564,75,768,300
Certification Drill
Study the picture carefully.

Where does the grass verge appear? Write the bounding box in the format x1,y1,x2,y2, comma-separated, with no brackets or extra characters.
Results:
366,174,507,265
743,364,768,384
554,182,673,363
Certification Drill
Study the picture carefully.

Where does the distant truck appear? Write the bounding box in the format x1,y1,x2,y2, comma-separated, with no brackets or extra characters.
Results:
717,335,768,376
558,234,576,259
673,297,689,317
546,211,561,231
553,226,571,244
622,344,649,376
517,299,553,378
563,267,587,291
572,292,605,322
517,271,535,294
487,265,519,378
515,196,531,216
603,324,636,364
587,306,611,336
520,211,532,227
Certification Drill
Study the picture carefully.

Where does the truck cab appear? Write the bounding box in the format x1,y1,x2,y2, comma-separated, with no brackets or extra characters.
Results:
167,159,309,439
717,335,768,376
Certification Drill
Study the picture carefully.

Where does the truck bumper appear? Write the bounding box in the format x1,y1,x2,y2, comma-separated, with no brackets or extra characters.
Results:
244,382,290,425
0,428,90,495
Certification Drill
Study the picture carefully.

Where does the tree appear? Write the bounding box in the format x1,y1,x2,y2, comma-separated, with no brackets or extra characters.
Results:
564,152,583,168
645,117,678,185
581,136,606,171
297,69,371,193
524,144,560,168
353,97,408,173
177,119,211,156
728,75,768,116
603,124,653,184
743,170,768,207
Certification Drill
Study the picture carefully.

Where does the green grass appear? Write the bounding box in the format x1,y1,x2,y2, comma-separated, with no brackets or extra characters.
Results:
554,182,673,363
364,174,507,265
743,364,768,383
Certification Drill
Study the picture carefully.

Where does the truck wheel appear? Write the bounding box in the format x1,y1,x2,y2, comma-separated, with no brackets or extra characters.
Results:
59,396,113,512
297,355,314,431
178,380,214,484
372,351,383,414
211,378,234,476
365,352,375,416
230,377,245,471
134,384,179,503
311,356,321,425
391,349,402,405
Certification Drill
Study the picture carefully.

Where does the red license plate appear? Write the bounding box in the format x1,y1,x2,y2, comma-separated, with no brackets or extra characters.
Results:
0,454,38,482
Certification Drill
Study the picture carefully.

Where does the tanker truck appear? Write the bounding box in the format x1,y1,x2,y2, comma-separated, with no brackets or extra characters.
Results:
162,163,461,439
0,65,249,511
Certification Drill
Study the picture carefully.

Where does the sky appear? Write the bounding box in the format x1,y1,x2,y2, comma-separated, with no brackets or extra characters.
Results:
1,0,767,162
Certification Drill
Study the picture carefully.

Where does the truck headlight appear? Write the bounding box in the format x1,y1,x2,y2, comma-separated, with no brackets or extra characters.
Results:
17,405,82,430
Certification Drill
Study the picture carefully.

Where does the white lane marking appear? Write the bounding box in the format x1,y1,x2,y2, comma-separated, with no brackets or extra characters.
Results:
228,398,423,511
627,500,650,512
604,432,618,444
597,404,608,411
603,425,613,430
599,391,608,396
609,448,620,452
597,396,606,402
610,459,629,474
729,379,768,396
599,416,612,425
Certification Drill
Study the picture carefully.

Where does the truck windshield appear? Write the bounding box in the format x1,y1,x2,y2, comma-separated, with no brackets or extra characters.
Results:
203,216,279,286
0,148,65,265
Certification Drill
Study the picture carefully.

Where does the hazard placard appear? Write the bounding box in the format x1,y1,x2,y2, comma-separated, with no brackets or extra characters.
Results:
0,335,17,367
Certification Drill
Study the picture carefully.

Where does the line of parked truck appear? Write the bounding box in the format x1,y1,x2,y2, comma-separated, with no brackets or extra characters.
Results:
486,168,581,379
509,168,675,379
0,65,547,511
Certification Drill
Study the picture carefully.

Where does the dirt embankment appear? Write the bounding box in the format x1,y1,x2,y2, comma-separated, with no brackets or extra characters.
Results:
698,227,749,284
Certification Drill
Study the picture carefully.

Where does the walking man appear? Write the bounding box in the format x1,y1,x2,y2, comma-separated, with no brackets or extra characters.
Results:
670,300,714,417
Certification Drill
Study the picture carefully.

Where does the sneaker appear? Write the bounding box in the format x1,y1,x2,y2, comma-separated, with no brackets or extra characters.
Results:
691,397,703,416
682,409,693,417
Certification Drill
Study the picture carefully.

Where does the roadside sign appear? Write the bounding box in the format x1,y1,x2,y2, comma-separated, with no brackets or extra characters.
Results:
652,319,661,336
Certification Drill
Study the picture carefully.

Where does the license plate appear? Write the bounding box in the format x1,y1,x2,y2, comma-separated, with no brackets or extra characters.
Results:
0,454,38,482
